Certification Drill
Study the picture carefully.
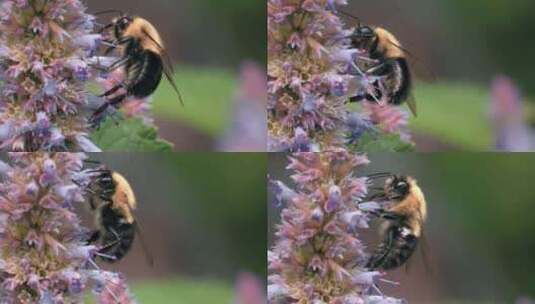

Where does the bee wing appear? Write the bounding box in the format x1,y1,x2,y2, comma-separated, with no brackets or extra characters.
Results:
134,221,155,267
162,66,185,106
406,94,418,117
122,201,155,267
402,230,432,274
418,230,434,274
385,38,436,82
141,29,185,105
404,250,415,273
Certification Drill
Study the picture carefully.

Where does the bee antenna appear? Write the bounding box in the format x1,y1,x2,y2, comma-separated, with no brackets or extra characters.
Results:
365,172,393,179
363,191,388,202
338,10,362,27
368,186,384,191
92,9,124,16
83,159,102,165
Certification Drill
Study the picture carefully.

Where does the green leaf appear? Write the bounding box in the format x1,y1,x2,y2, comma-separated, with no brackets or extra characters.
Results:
410,82,492,150
152,66,237,136
90,118,173,152
354,132,415,152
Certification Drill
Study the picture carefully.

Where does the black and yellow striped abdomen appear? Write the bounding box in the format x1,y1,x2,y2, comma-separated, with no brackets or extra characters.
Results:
98,203,136,263
366,224,418,270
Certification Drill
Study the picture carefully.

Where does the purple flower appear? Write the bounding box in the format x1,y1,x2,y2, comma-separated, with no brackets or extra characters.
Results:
94,272,135,304
0,153,135,303
345,112,376,144
490,75,532,151
0,0,106,151
0,0,157,151
362,102,411,142
98,70,153,126
269,151,403,303
326,184,342,212
268,0,352,151
269,179,298,207
218,61,267,152
268,0,412,151
234,272,265,304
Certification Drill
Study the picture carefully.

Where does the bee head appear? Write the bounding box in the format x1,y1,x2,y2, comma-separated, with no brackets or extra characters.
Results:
384,175,410,200
351,25,376,50
113,16,133,37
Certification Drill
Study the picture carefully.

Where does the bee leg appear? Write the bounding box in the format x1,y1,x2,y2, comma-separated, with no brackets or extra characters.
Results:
349,95,365,103
107,93,128,110
109,57,130,70
109,113,122,126
366,63,387,75
89,104,111,128
102,57,131,74
363,191,388,202
99,83,125,98
116,36,134,45
72,179,99,200
99,228,122,254
87,230,101,244
91,63,127,75
379,210,404,221
98,22,115,34
100,40,117,48
366,226,396,269
100,40,119,56
365,80,383,102
100,36,135,56
104,46,116,56
91,55,130,74
83,159,102,165
366,208,402,221
366,61,393,76
88,194,98,210
90,94,128,127
91,77,130,126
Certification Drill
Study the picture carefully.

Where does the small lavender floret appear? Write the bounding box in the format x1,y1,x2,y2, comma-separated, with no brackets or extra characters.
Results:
0,153,135,303
269,151,404,303
234,272,266,304
490,75,531,151
0,0,106,151
0,0,158,152
219,61,267,152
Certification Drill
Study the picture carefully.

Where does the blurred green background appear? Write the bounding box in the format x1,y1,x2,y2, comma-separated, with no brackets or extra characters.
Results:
269,153,535,303
87,0,266,151
345,0,535,151
87,153,266,303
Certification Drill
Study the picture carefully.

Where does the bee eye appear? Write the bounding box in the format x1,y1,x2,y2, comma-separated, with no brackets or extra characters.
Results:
118,18,129,30
357,26,374,37
397,181,408,189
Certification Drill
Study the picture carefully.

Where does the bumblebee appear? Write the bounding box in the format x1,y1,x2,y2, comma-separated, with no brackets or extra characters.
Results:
81,165,153,265
347,21,416,116
91,11,183,124
364,174,427,270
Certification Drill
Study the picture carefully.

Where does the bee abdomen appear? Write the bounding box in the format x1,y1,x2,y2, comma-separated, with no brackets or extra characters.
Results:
98,205,136,263
100,224,135,263
366,225,418,270
128,51,163,98
389,58,411,105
